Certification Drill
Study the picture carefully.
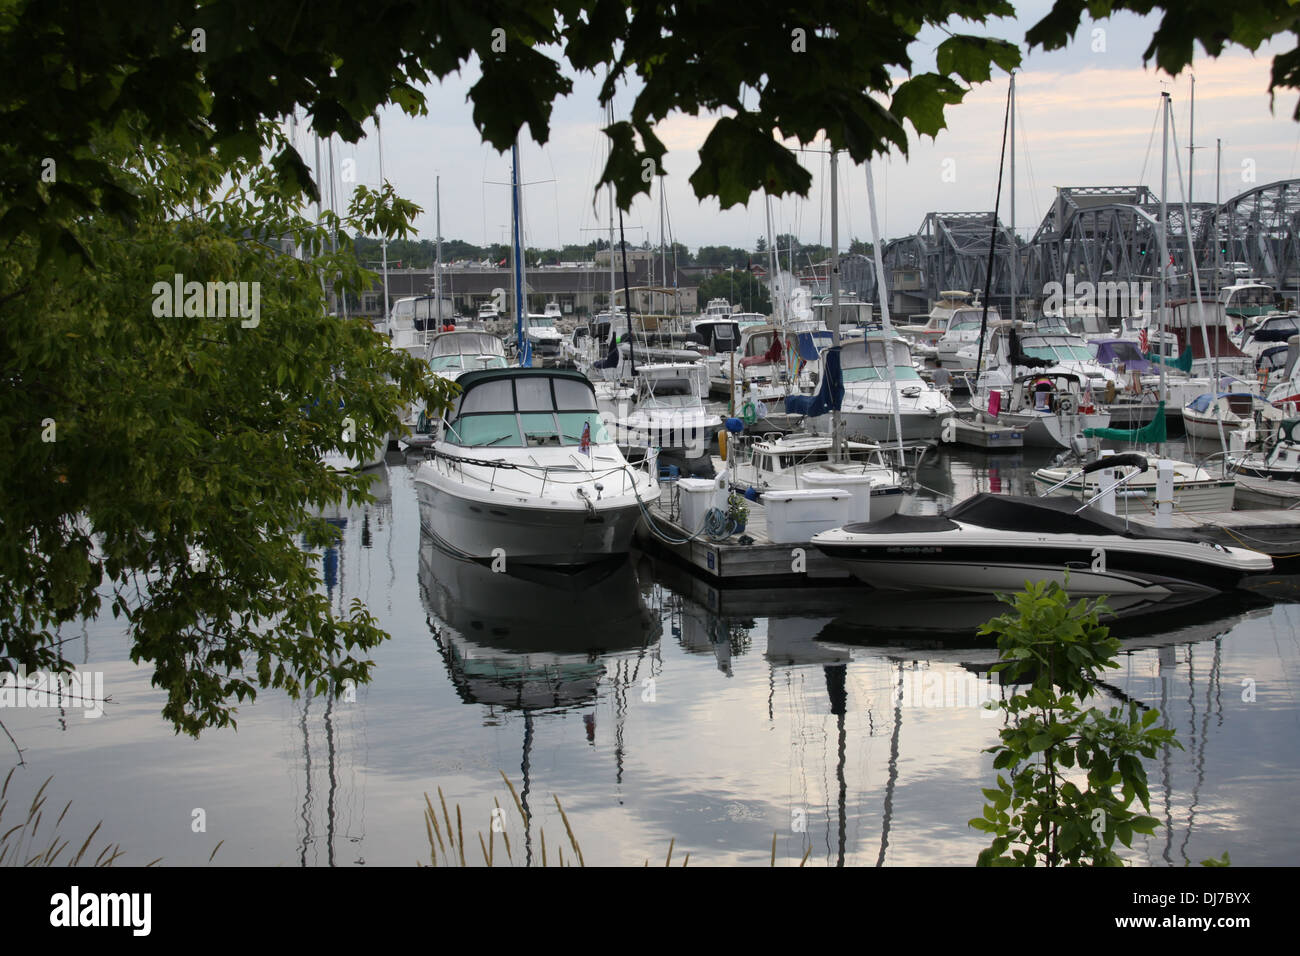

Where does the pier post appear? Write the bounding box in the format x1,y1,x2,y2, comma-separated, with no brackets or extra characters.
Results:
1155,459,1175,527
1097,449,1117,515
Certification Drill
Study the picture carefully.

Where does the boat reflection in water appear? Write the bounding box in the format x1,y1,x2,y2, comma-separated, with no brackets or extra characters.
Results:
417,531,661,864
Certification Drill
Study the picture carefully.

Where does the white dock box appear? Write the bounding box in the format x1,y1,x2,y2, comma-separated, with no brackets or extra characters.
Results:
764,489,851,544
678,477,725,534
798,472,875,522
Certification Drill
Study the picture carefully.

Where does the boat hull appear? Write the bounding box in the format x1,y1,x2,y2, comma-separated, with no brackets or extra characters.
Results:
814,531,1265,595
415,464,652,566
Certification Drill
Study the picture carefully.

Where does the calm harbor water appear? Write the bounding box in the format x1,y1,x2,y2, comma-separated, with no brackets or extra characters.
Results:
4,443,1299,866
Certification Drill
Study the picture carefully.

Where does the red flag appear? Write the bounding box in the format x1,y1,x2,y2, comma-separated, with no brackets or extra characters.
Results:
579,420,591,455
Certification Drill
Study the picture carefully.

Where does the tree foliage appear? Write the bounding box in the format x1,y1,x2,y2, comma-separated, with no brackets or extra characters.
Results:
1,117,456,735
970,583,1177,866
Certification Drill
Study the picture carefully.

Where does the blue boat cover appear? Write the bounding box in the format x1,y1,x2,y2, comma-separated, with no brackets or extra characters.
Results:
785,347,844,416
795,332,821,362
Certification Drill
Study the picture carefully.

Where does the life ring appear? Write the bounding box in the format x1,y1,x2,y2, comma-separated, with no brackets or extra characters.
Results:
741,401,758,424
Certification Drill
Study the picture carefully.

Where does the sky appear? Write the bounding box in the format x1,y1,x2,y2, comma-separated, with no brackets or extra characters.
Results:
301,4,1300,254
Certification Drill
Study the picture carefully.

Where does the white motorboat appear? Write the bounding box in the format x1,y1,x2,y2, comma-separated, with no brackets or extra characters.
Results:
596,362,719,463
1182,391,1284,441
1228,418,1300,480
1033,452,1236,513
895,291,970,352
813,332,954,442
1237,312,1300,361
728,432,905,519
425,330,509,381
414,367,660,566
520,311,564,366
935,305,1002,368
812,488,1271,596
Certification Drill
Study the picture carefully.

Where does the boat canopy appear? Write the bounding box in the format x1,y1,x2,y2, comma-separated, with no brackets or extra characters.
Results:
1084,402,1167,443
1092,339,1155,373
784,347,844,417
943,493,1201,541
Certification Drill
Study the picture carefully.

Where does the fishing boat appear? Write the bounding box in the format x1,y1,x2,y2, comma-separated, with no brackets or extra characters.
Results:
414,367,660,565
1033,452,1236,513
1228,419,1300,480
812,485,1271,596
1182,391,1284,441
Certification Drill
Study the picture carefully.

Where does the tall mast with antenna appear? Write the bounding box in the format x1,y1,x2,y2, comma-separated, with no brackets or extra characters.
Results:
1009,72,1016,325
377,114,390,329
1157,91,1170,456
830,145,843,463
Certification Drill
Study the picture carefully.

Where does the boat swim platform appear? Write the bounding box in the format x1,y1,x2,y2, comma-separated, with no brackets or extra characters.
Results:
634,491,854,589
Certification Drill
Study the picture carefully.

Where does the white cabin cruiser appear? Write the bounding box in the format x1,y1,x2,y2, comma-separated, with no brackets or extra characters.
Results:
414,368,659,565
521,311,564,366
596,362,719,464
936,305,1002,368
812,486,1270,596
814,332,953,442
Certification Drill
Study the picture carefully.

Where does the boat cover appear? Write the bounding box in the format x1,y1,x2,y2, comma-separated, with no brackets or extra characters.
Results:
1084,401,1167,443
784,347,844,417
839,493,1211,543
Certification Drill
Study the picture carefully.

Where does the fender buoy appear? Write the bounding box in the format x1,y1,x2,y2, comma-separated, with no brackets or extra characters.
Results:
742,401,758,424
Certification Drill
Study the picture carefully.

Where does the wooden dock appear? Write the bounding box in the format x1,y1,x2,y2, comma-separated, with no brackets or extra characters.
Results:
634,485,853,587
1127,508,1300,569
1233,475,1300,510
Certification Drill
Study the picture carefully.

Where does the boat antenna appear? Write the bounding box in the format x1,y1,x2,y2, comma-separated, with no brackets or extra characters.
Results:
974,76,1013,382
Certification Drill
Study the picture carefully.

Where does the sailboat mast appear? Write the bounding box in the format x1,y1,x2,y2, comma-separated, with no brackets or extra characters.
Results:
511,142,526,358
659,176,667,318
435,175,443,326
1009,72,1016,325
830,146,843,462
377,114,390,328
865,160,907,467
1157,92,1170,455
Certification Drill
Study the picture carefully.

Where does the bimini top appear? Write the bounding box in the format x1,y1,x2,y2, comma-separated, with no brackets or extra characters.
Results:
842,493,1209,544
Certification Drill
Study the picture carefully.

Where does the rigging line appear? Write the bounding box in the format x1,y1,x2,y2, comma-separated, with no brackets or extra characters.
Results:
1137,98,1163,192
1014,92,1042,229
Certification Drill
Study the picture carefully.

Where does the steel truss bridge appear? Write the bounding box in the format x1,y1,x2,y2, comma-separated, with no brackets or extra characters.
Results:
875,181,1300,316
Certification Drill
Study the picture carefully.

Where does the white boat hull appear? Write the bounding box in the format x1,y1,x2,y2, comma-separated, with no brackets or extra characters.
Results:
416,465,651,565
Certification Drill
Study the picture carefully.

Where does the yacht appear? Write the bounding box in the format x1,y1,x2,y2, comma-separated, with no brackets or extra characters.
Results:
414,367,660,565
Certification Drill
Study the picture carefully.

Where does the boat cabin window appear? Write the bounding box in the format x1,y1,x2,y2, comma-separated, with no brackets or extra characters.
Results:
746,332,774,357
446,375,610,448
649,379,693,398
842,340,921,383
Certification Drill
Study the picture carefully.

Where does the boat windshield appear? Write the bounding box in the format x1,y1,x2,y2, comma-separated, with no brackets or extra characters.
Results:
446,375,611,448
842,340,920,383
528,316,557,328
429,354,508,373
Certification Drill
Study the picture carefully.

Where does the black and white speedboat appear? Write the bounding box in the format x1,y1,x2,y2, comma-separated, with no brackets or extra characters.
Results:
812,488,1271,597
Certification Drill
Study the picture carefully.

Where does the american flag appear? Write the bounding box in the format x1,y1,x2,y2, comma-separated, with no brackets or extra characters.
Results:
579,421,591,455
1139,326,1149,354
